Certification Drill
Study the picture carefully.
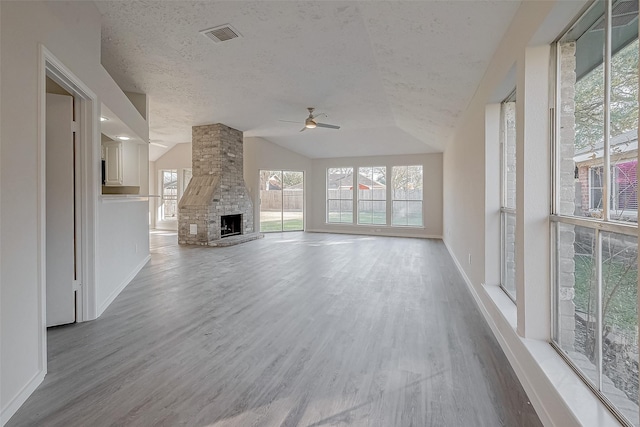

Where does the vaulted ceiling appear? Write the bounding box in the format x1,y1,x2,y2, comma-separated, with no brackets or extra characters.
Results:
96,1,521,160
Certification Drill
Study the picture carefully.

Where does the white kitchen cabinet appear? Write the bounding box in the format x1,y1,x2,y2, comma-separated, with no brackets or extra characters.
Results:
103,140,140,186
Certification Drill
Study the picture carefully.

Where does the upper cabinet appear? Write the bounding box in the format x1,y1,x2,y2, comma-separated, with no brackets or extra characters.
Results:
102,138,142,187
100,101,149,194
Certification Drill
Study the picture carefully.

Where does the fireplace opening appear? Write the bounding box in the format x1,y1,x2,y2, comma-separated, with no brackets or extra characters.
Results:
221,214,242,238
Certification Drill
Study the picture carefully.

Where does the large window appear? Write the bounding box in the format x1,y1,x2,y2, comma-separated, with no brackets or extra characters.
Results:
554,1,638,424
391,166,423,226
500,91,517,301
358,167,386,225
325,165,423,227
327,168,353,223
259,170,304,232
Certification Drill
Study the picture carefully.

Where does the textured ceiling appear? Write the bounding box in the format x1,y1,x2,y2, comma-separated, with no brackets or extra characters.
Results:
96,1,521,160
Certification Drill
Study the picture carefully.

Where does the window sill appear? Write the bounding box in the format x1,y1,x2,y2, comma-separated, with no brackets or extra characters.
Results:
324,222,425,229
481,283,622,427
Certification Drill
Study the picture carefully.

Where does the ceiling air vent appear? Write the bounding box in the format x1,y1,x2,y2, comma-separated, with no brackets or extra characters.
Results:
200,24,242,43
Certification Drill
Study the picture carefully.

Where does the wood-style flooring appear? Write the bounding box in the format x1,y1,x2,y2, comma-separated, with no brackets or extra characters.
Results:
7,231,542,427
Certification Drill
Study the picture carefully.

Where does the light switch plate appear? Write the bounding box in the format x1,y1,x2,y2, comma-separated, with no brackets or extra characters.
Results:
190,224,197,235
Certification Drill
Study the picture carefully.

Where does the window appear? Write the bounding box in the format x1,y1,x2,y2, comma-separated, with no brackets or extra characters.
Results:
613,160,638,214
500,91,517,301
358,167,386,225
327,168,353,223
588,163,638,216
160,169,178,222
554,1,638,424
391,166,423,226
589,166,605,210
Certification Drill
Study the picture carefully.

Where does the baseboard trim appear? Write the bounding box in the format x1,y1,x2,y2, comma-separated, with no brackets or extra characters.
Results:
306,228,442,240
1,369,46,426
97,254,150,317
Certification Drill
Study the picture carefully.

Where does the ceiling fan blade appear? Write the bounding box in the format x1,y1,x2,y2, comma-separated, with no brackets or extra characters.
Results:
312,112,327,120
279,120,301,124
316,122,340,130
299,126,307,132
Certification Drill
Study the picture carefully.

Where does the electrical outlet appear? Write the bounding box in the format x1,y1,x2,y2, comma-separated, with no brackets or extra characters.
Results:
190,224,197,235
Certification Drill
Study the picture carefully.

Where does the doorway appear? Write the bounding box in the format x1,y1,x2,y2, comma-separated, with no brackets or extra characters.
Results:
259,170,304,232
45,80,80,326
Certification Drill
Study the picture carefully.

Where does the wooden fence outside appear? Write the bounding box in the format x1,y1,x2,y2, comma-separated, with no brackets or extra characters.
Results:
260,190,303,211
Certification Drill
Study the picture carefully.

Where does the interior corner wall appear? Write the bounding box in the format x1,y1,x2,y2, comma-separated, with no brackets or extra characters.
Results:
0,2,149,423
243,137,313,231
307,153,443,238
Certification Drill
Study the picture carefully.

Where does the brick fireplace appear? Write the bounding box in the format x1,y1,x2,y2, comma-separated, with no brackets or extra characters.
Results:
178,123,260,246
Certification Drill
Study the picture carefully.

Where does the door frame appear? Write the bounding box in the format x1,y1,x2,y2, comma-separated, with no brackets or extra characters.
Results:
38,45,99,370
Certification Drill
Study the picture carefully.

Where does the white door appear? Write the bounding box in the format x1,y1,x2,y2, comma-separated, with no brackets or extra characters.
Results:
46,93,76,326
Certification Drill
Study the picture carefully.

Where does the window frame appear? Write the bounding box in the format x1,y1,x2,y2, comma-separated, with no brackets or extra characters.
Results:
357,166,387,225
390,165,424,227
500,90,517,302
326,167,354,224
551,0,639,424
159,169,178,222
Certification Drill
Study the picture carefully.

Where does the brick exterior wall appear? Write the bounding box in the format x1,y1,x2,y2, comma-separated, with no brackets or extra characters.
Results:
578,165,590,214
558,42,577,349
503,101,517,292
178,124,254,245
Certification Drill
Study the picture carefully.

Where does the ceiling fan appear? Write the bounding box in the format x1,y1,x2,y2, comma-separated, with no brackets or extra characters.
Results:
280,107,340,132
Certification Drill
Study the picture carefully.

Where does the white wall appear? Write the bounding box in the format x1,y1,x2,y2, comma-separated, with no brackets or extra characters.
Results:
97,200,150,316
150,142,192,230
308,154,442,238
0,2,149,423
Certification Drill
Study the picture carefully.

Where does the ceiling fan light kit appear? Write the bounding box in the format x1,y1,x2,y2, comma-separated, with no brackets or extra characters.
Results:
280,107,340,132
